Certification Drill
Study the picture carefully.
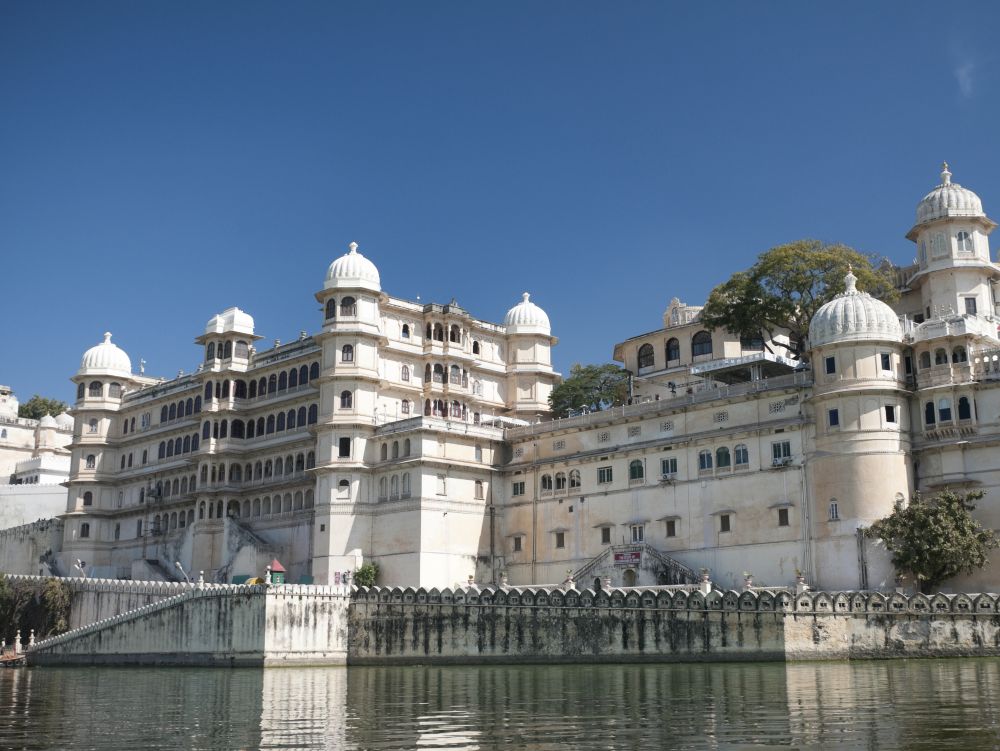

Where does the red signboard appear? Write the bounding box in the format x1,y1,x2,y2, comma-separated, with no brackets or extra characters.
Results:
613,551,642,566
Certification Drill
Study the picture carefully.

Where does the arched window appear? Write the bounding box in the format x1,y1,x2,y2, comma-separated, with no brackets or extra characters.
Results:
434,399,445,417
169,403,177,421
925,401,936,425
88,418,98,433
401,365,410,382
80,523,90,539
957,231,973,252
160,406,169,423
637,343,655,371
450,365,461,384
218,421,227,439
295,406,305,427
555,472,567,490
77,383,85,400
89,381,102,397
402,323,410,339
380,443,388,461
83,491,93,506
194,396,202,413
449,324,461,343
934,348,948,365
403,439,411,457
233,420,246,439
158,441,166,459
692,331,713,357
185,398,193,415
309,362,320,381
289,368,298,388
340,296,356,316
308,404,318,424
127,453,133,467
919,351,931,369
130,417,135,432
142,449,148,464
235,340,249,358
256,416,265,436
474,479,484,499
268,374,277,393
325,298,337,319
276,412,285,431
392,441,399,459
541,474,553,491
424,399,431,416
278,371,288,391
433,323,444,341
716,447,731,468
246,419,255,439
86,454,96,469
402,473,411,497
109,382,122,398
666,338,680,362
433,364,445,383
295,453,305,472
472,341,480,355
202,421,211,440
204,381,214,401
938,398,952,422
166,441,174,458
953,346,968,363
339,390,353,409
171,478,179,495
629,460,644,481
426,323,432,339
342,344,354,362
264,460,273,478
183,435,191,453
306,451,315,469
191,434,199,451
266,415,275,434
734,444,749,466
122,419,129,435
698,449,713,471
287,409,296,429
450,400,462,418
569,470,581,488
959,396,972,420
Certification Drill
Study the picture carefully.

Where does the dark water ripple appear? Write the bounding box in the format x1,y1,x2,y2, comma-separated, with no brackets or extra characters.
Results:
1,659,999,750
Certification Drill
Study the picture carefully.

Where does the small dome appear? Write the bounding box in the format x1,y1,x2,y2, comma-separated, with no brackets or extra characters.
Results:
55,412,74,428
324,241,381,292
504,292,551,335
39,415,58,428
809,270,902,348
204,307,255,336
79,332,132,376
915,162,984,225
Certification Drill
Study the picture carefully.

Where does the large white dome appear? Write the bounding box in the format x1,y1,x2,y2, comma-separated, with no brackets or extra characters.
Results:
915,163,984,226
504,292,551,335
79,332,132,375
324,241,381,292
809,271,902,348
204,307,255,336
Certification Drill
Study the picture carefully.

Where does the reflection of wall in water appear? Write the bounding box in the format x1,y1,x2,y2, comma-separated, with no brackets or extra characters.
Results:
260,667,349,749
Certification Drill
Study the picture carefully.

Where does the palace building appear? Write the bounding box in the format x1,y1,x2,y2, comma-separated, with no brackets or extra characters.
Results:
53,164,1000,592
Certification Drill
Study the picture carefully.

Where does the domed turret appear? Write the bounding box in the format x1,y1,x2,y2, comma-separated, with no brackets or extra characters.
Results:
54,412,74,429
504,292,551,335
39,415,58,428
324,242,381,292
809,270,903,348
915,162,985,226
204,307,255,336
79,332,132,376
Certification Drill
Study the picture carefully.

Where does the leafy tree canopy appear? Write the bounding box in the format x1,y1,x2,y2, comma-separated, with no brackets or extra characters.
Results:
549,364,630,416
865,490,1000,593
17,395,68,420
699,240,897,359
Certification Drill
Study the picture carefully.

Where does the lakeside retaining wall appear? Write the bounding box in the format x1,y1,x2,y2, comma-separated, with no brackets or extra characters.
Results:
13,579,1000,666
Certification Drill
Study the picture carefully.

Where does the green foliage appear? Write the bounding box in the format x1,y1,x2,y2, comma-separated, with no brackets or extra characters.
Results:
354,562,379,588
549,363,630,416
700,240,897,358
0,574,72,641
17,395,68,420
865,490,1000,593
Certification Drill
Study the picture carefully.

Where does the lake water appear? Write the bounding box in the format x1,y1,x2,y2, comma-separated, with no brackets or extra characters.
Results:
1,659,999,750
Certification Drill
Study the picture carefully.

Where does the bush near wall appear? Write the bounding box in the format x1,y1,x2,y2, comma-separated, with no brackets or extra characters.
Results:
0,574,71,643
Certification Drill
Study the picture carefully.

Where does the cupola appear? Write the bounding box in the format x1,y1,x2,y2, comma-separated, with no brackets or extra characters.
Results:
808,269,903,348
324,241,381,292
504,292,551,335
78,332,132,376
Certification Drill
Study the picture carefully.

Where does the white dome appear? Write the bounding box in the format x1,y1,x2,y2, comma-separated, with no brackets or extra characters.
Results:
55,412,74,428
504,292,551,335
39,415,58,428
915,163,984,225
324,241,381,292
204,307,255,336
809,271,902,348
79,332,132,376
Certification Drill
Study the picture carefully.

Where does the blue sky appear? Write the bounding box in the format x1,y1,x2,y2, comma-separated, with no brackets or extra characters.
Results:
3,1,1000,404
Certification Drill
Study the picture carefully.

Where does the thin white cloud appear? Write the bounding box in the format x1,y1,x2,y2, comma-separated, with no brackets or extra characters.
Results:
954,60,976,99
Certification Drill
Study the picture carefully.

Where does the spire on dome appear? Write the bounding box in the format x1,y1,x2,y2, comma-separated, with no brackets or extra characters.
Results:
941,161,952,186
103,332,112,344
349,241,359,254
522,292,530,303
844,266,857,294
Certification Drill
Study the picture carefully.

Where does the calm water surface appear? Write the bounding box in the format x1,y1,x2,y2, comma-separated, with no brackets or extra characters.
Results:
1,660,999,750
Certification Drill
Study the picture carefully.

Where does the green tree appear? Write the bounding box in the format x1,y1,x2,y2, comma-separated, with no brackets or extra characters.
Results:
700,240,897,359
549,363,630,416
17,395,68,420
354,562,379,588
865,490,1000,593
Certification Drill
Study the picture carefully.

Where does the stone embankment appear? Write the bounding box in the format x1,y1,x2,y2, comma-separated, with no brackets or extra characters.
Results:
9,577,1000,666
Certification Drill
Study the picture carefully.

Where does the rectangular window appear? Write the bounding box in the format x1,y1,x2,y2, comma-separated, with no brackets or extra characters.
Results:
965,297,978,315
555,531,565,549
880,353,891,371
829,501,840,521
631,525,644,543
136,520,142,537
719,514,731,533
338,437,351,458
828,408,840,427
513,535,522,552
885,405,897,423
665,520,676,538
512,481,525,497
601,527,611,544
904,355,913,375
778,508,789,527
661,457,677,476
597,466,613,484
771,441,792,463
825,356,836,375
436,475,446,495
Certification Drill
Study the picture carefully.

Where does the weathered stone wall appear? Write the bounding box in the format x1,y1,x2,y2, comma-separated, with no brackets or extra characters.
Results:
0,519,63,576
347,585,1000,664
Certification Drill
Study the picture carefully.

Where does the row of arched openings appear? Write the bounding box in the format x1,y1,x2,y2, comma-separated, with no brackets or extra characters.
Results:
201,405,318,441
540,470,582,493
78,381,123,399
924,396,973,425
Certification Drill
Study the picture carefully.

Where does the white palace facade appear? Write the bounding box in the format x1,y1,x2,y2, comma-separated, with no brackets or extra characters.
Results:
53,164,1000,592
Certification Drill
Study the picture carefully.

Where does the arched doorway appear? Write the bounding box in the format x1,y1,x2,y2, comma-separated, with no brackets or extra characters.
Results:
623,569,637,587
594,577,603,591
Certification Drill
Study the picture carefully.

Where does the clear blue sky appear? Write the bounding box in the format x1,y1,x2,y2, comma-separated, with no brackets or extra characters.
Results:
3,1,1000,404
